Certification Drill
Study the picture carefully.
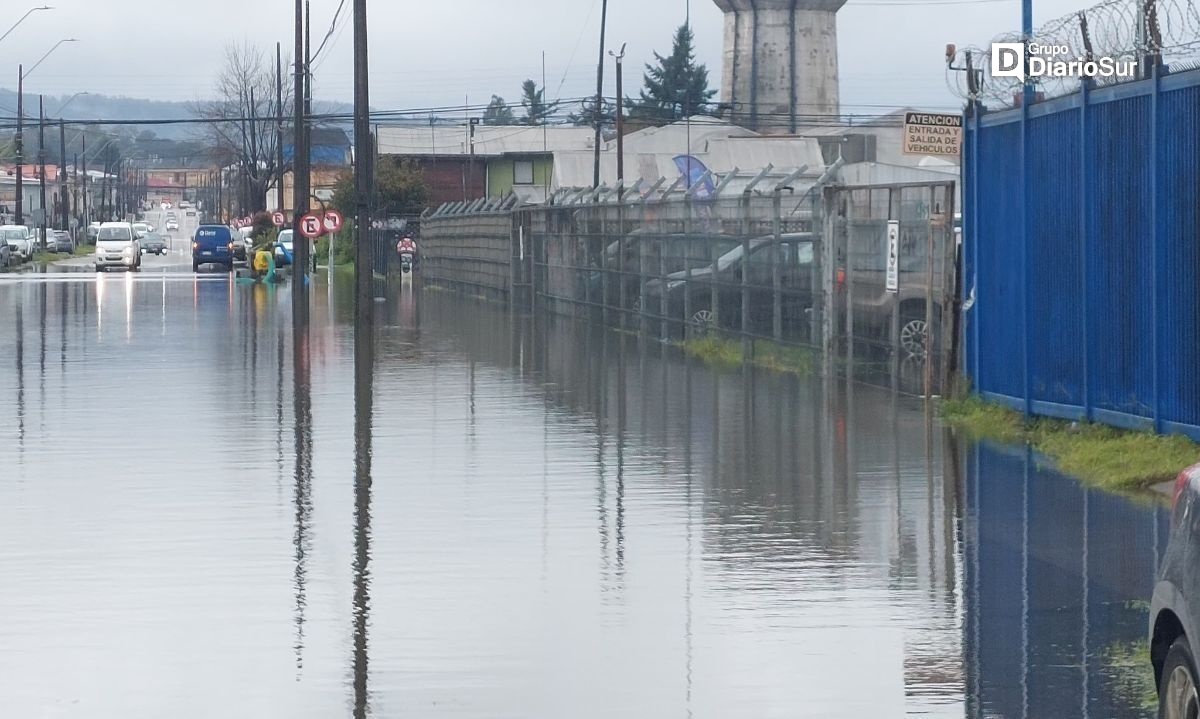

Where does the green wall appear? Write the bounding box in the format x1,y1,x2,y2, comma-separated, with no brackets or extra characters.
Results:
487,154,554,197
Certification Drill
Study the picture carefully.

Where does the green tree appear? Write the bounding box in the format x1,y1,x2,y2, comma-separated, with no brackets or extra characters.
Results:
482,95,516,125
519,79,555,126
629,24,717,126
332,157,431,218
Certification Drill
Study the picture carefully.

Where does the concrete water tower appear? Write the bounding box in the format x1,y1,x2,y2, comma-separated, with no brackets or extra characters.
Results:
713,0,846,133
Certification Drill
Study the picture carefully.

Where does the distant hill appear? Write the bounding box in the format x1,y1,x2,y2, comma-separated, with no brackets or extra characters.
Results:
0,89,353,142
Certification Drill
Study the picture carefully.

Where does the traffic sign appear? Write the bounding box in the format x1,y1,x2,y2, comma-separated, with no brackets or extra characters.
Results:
323,209,343,233
272,211,285,227
299,213,324,239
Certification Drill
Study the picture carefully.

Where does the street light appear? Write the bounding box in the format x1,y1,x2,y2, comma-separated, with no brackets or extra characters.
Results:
0,5,54,47
23,37,78,79
54,91,88,116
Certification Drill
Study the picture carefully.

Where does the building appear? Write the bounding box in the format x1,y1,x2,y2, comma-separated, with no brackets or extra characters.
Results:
713,0,847,133
279,126,353,212
376,124,595,206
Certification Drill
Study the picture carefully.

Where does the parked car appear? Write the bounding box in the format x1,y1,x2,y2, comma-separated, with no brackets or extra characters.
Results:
1,225,34,263
1151,463,1200,718
94,222,142,272
51,230,74,253
140,232,168,255
641,233,818,335
274,229,294,266
192,224,235,272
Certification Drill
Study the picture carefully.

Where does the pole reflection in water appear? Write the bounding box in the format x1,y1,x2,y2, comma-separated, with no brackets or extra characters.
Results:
15,293,25,461
38,282,46,436
292,311,314,673
351,294,376,719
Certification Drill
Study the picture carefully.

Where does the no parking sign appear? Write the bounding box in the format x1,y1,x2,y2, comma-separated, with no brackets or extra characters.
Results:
299,213,324,239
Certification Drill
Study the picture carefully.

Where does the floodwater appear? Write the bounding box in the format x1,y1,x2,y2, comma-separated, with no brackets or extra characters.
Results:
0,269,1168,718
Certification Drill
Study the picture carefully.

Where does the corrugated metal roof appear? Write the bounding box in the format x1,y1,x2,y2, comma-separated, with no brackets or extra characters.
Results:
378,125,594,157
607,116,760,155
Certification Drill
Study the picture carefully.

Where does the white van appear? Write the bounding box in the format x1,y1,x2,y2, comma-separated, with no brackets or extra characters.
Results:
94,222,142,272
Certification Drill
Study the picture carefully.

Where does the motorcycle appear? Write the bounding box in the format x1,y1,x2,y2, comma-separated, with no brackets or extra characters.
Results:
399,251,414,273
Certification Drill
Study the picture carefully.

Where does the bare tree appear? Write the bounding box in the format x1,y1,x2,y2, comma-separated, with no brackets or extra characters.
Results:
196,42,293,214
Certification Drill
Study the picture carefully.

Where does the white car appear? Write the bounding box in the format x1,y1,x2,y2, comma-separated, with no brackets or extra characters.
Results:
275,229,294,265
132,222,152,237
165,219,180,231
94,222,142,272
1,225,34,262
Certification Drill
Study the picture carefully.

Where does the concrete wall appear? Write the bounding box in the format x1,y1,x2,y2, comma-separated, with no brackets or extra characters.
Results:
714,0,846,133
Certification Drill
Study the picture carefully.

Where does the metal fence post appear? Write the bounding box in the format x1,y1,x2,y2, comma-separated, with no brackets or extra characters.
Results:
925,185,935,399
1020,86,1032,417
741,231,751,353
684,192,693,339
821,187,837,378
1079,82,1092,422
889,188,901,389
1151,64,1163,432
773,188,783,341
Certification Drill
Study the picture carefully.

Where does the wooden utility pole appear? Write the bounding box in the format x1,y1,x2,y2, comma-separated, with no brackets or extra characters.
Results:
592,0,609,188
276,42,285,212
81,135,88,230
612,44,626,185
16,66,24,224
293,0,310,290
59,120,68,231
38,96,48,248
353,0,372,321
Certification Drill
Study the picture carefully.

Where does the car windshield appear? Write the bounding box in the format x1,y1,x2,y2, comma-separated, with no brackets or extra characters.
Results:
278,230,293,244
97,228,131,241
2,229,27,240
142,233,163,242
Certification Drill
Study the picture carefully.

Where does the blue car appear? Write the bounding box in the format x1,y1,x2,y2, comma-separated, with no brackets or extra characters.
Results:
192,225,235,272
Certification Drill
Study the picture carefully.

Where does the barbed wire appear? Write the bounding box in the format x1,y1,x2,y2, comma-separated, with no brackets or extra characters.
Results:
947,0,1200,106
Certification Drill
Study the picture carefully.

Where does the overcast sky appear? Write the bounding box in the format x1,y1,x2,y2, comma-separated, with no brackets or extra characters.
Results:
0,0,1103,117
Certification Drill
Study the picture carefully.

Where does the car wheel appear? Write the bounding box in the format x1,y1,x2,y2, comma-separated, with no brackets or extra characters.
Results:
1160,635,1199,719
690,308,716,330
900,318,929,358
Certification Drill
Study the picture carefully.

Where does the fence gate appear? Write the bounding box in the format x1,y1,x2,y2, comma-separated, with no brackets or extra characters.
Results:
824,181,958,395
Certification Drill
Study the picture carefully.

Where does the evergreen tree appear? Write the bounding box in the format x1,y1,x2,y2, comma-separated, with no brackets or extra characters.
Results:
630,24,716,126
519,79,556,126
482,95,516,126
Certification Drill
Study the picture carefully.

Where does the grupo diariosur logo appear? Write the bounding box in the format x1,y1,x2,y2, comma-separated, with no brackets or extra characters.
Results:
991,42,1137,81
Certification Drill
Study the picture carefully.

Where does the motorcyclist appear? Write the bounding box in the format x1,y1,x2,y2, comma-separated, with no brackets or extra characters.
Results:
396,236,418,270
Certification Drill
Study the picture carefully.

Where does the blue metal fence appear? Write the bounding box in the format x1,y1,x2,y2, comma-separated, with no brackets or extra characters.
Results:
965,67,1200,439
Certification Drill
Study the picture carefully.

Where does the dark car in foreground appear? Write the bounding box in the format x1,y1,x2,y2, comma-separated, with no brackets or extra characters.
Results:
140,232,168,255
1151,463,1200,718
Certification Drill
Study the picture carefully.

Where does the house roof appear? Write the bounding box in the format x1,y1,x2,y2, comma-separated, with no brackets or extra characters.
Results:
606,116,760,155
377,124,595,157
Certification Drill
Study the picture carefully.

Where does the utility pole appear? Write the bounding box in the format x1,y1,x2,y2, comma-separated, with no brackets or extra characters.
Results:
293,0,310,289
249,86,259,211
38,96,47,249
592,0,609,188
80,134,87,229
610,44,626,185
353,0,372,321
16,66,24,224
59,119,68,231
305,0,315,274
276,41,285,212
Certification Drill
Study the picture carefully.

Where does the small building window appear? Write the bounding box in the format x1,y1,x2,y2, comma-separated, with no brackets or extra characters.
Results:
514,160,535,185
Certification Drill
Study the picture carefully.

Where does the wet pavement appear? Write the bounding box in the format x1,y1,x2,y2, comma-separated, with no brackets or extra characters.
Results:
0,268,1168,717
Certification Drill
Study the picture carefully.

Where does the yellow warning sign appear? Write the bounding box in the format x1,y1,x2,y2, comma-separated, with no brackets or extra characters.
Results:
903,112,963,157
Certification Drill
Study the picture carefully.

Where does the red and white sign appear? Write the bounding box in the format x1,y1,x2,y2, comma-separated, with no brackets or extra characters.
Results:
299,213,324,239
243,217,252,226
232,219,243,229
272,211,285,227
322,210,343,233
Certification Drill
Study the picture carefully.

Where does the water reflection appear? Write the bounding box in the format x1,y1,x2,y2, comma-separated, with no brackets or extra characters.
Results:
0,275,1171,717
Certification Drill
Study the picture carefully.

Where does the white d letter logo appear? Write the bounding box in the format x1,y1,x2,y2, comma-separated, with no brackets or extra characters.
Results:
992,42,1025,80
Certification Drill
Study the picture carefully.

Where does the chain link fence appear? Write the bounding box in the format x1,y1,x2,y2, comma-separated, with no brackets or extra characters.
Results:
420,181,958,395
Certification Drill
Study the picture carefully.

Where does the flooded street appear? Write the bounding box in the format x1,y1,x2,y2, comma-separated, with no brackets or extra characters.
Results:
0,270,1167,717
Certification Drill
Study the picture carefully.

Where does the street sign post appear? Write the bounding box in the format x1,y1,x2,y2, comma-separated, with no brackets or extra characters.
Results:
322,209,343,233
885,220,900,293
299,213,324,239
